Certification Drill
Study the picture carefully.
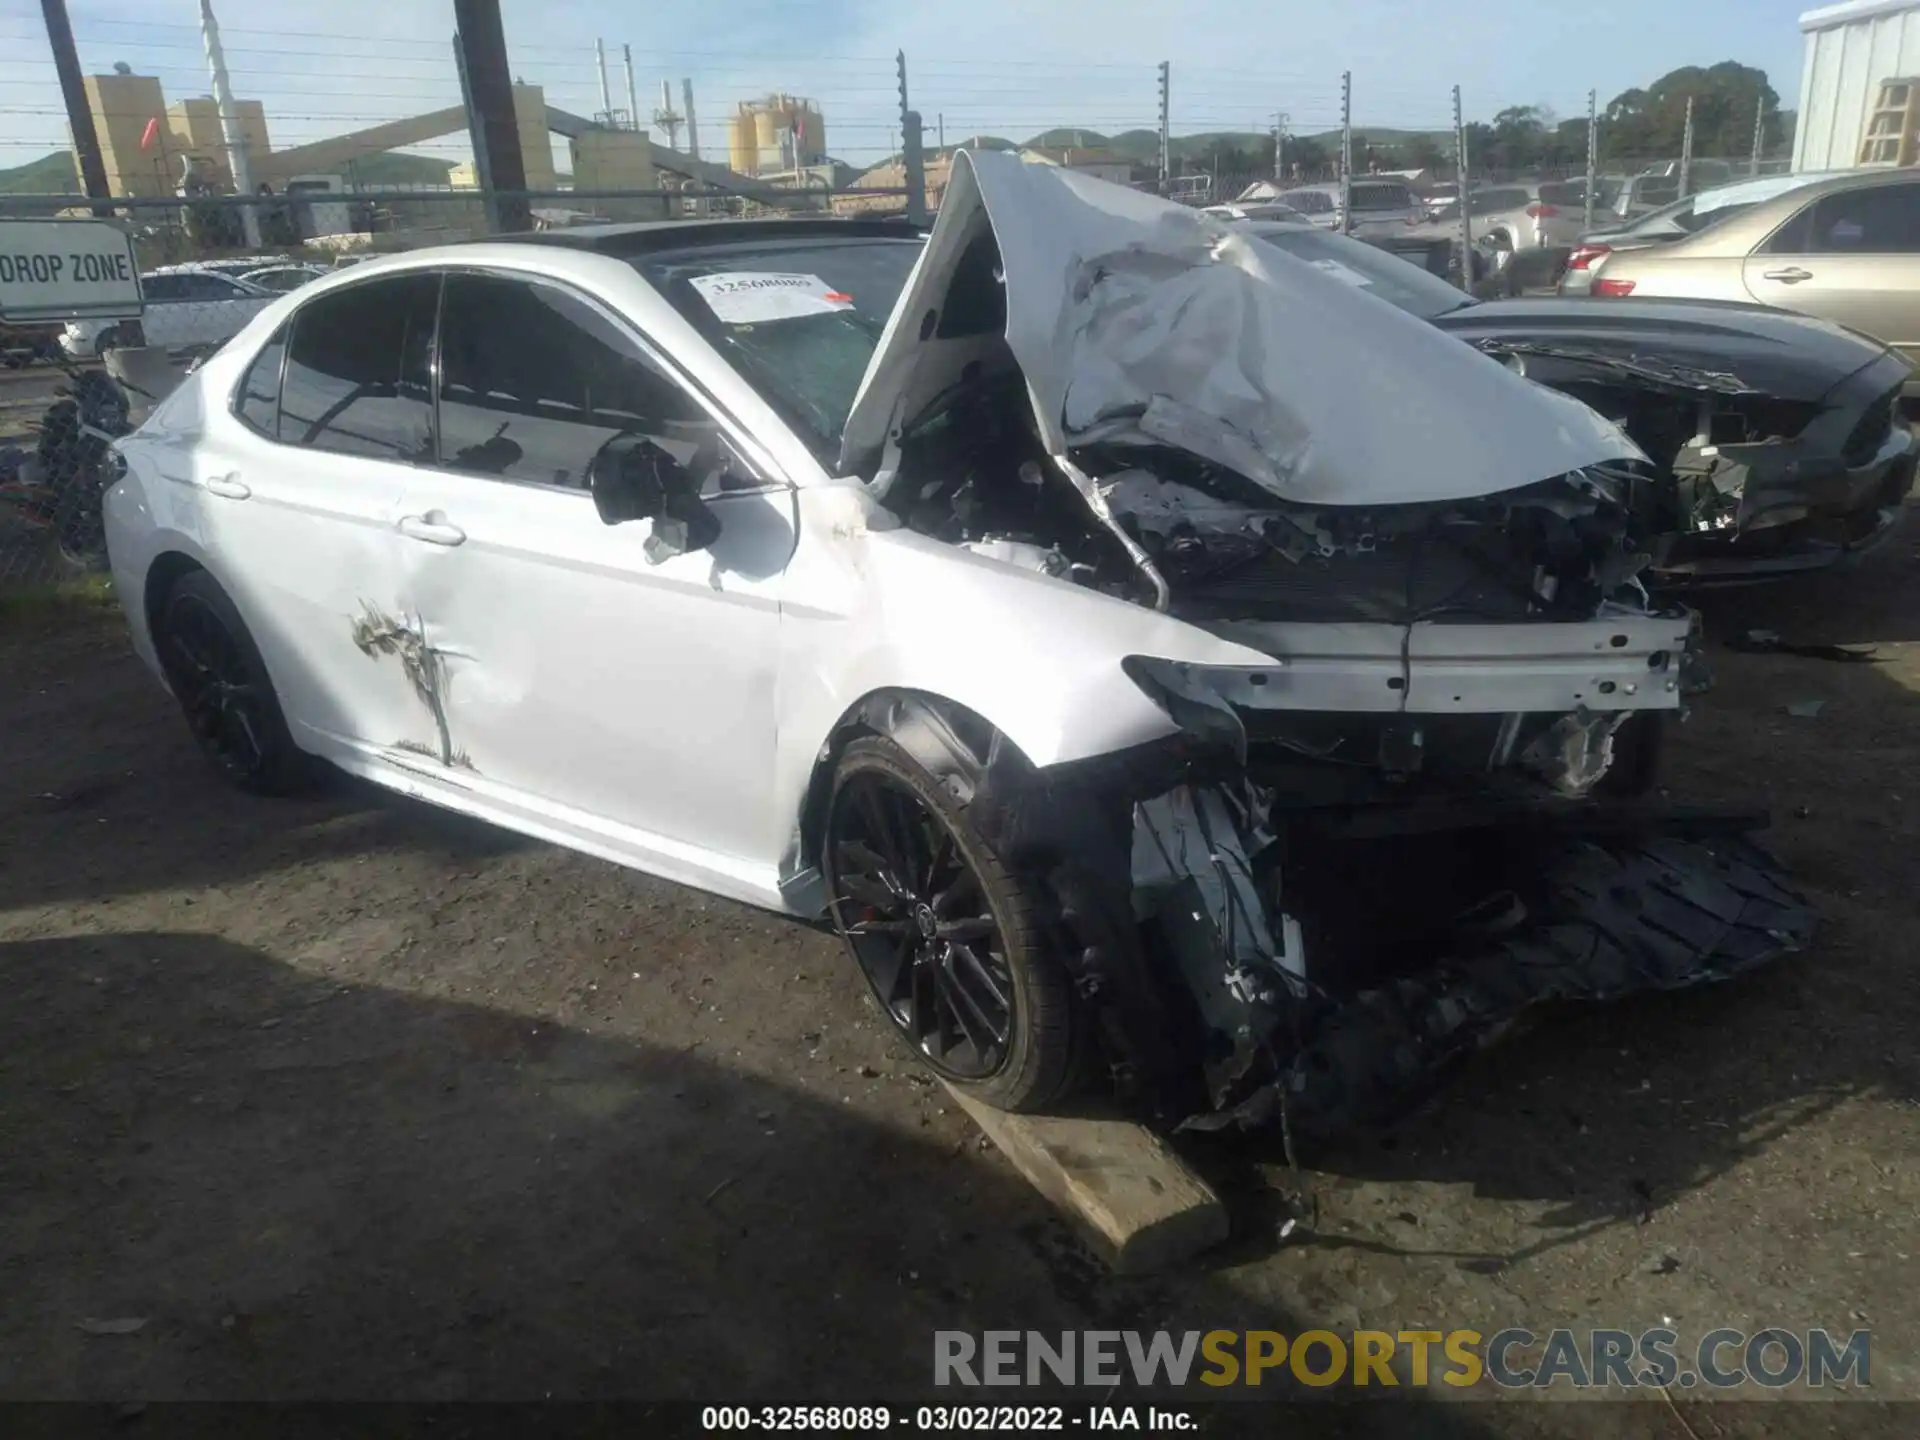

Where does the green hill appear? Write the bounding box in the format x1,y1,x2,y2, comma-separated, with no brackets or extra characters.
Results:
0,151,82,195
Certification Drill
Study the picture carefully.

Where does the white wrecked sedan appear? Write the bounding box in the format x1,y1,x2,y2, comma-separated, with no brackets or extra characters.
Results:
104,151,1814,1136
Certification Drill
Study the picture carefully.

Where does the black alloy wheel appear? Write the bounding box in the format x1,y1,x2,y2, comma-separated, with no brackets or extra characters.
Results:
161,590,270,781
827,767,1017,1081
154,572,312,795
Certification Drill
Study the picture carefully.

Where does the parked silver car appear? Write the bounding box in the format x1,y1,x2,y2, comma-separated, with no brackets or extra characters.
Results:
1612,160,1736,220
1429,181,1586,290
1285,177,1427,236
1561,171,1853,296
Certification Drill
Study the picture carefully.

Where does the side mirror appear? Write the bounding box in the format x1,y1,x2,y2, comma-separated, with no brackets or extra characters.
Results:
588,432,720,561
589,433,675,525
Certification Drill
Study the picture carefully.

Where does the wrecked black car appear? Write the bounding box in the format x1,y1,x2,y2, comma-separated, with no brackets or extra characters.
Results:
1243,219,1918,586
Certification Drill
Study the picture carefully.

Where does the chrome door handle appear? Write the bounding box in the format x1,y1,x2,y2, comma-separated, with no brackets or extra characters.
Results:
398,514,466,547
203,473,251,499
1762,267,1813,283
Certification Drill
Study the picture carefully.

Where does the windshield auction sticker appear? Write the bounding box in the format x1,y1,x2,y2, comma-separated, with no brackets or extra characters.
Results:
689,271,855,324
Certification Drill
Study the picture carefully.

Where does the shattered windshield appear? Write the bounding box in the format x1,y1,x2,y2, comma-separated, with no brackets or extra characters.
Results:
1245,225,1475,321
637,237,923,459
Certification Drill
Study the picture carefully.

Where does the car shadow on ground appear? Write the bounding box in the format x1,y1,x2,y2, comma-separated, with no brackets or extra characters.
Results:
1193,514,1920,1274
1,928,1522,1436
0,608,538,915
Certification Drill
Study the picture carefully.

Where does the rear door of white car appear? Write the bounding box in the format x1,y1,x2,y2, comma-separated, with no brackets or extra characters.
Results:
198,272,440,760
389,267,793,864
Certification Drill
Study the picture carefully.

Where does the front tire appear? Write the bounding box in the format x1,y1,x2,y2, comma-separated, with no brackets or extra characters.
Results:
822,736,1082,1112
153,570,314,795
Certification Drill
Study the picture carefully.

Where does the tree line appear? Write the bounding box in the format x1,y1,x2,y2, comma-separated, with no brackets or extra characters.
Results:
1188,61,1792,181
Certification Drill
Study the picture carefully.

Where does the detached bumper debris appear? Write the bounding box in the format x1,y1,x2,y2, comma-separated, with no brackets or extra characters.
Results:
1178,832,1816,1138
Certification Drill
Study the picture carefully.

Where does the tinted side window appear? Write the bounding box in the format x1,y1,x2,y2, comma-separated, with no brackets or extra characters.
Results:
1349,184,1413,211
176,273,242,300
235,324,288,439
437,273,707,490
142,275,182,301
1790,184,1920,254
280,273,438,461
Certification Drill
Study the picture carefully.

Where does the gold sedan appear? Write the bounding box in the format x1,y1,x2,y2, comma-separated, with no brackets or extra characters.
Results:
1588,168,1920,394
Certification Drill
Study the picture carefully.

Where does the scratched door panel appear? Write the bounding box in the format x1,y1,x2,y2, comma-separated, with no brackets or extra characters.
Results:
197,276,442,760
392,468,793,864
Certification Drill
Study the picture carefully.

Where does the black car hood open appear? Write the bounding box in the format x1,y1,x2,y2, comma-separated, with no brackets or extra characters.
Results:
1431,295,1896,403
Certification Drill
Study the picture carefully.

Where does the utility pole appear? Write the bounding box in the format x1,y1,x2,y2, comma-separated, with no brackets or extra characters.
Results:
683,79,700,159
453,0,529,232
938,113,945,152
624,46,639,133
1584,88,1598,233
1453,84,1473,292
1157,62,1171,195
654,80,683,151
1339,71,1352,234
199,0,259,246
1751,96,1766,170
595,39,614,125
453,30,494,228
39,0,110,214
898,51,926,224
1274,111,1288,180
1678,94,1695,199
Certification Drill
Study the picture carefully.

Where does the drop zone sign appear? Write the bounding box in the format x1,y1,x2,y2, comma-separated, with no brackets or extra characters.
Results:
0,219,142,322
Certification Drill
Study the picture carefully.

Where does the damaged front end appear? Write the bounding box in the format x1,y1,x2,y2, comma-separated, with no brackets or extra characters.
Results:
836,151,1818,1136
1448,311,1919,587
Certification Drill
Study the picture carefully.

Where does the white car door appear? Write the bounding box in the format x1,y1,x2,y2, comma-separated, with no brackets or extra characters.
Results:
391,269,792,867
191,271,441,762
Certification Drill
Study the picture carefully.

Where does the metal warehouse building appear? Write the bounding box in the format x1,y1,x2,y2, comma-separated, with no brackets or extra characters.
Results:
1797,0,1920,168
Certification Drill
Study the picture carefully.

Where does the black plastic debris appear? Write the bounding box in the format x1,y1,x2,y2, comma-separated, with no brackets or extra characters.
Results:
1185,836,1817,1139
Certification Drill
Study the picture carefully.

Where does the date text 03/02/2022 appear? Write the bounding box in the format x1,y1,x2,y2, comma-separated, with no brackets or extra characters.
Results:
699,1405,1194,1431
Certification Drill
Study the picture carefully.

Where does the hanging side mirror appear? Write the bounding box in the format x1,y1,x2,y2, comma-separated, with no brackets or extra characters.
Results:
588,432,720,561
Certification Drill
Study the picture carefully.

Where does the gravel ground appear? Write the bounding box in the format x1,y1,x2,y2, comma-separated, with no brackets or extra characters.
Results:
1,517,1917,1432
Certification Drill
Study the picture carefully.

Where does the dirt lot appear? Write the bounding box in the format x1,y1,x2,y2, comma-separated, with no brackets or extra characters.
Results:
2,518,1918,1431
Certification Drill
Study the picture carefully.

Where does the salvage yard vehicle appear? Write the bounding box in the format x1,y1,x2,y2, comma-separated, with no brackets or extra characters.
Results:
1559,171,1850,297
103,152,1816,1137
60,263,278,361
1586,168,1920,394
1242,221,1918,583
1428,181,1587,291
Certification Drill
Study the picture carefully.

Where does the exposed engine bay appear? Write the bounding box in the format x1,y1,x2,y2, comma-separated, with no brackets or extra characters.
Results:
850,378,1819,1139
838,149,1818,1137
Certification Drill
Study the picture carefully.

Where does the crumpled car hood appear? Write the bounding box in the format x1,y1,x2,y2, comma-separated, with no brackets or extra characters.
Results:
839,149,1643,507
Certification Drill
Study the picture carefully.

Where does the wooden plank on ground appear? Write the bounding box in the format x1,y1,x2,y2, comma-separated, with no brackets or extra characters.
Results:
944,1085,1228,1275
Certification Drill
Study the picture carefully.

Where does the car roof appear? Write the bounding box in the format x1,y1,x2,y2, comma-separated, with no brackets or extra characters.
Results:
500,215,924,258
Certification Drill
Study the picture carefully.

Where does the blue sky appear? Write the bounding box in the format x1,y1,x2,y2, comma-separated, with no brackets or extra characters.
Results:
1,0,1821,170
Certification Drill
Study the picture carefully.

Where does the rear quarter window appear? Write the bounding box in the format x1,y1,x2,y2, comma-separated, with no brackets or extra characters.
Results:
234,324,289,439
1350,183,1414,211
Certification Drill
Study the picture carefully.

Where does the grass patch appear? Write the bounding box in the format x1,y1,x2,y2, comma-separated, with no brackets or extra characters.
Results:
0,573,117,630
